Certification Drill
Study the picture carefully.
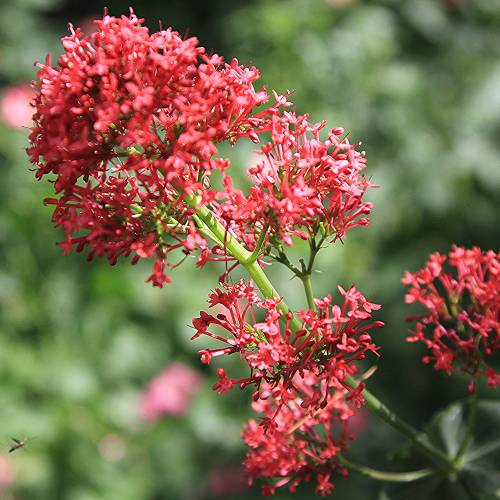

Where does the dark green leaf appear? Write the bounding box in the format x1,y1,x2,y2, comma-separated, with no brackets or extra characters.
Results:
381,400,500,500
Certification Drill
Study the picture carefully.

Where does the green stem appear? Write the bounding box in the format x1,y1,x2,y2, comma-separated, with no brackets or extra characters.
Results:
191,213,222,244
301,274,316,310
186,196,302,330
338,455,434,483
247,223,269,264
454,392,478,466
187,198,455,473
345,375,454,471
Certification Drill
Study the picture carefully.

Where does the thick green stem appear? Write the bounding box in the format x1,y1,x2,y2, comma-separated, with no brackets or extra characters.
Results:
338,455,434,483
186,196,302,330
301,274,316,310
191,213,221,244
345,375,454,471
187,198,455,473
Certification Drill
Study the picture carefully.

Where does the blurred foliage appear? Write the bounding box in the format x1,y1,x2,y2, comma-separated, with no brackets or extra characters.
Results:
0,0,499,499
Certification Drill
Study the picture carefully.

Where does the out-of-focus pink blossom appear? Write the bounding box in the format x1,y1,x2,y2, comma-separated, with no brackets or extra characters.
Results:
0,455,14,491
0,84,34,129
139,362,202,421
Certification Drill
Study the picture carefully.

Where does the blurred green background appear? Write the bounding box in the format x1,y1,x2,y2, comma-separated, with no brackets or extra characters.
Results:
0,0,499,498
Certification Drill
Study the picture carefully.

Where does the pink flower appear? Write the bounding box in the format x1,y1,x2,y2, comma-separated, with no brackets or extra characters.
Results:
0,84,34,129
403,246,500,391
0,455,14,492
139,362,202,421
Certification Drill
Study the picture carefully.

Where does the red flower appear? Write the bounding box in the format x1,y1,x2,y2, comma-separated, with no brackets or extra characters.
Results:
192,279,382,419
29,12,374,287
403,246,500,391
242,371,354,496
28,11,280,285
212,368,234,395
215,112,374,247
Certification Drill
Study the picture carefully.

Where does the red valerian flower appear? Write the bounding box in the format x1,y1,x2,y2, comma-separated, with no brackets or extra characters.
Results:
403,246,500,392
28,11,280,285
192,279,383,417
242,371,359,496
216,112,374,247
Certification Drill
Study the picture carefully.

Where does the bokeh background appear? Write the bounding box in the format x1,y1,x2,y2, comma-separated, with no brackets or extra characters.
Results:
0,0,499,498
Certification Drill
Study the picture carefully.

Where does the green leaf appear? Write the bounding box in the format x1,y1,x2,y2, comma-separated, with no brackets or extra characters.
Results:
381,400,500,500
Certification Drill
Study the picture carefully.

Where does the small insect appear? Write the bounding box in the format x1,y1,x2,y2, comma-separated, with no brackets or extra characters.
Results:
8,437,36,453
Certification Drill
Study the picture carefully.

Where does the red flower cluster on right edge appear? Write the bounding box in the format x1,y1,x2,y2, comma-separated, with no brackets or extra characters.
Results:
403,246,500,392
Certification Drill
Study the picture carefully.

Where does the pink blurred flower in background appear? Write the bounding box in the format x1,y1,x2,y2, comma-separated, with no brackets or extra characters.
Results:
0,84,34,129
0,455,14,493
139,362,202,421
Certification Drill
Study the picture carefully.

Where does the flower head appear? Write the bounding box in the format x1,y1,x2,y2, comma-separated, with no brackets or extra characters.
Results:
216,113,373,247
403,246,500,391
243,370,359,496
28,11,277,285
192,279,382,418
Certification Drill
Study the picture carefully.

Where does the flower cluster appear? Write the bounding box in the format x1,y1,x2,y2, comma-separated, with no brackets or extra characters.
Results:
192,280,381,405
28,12,374,286
192,279,381,493
403,246,500,391
28,11,279,286
219,113,373,247
243,373,356,496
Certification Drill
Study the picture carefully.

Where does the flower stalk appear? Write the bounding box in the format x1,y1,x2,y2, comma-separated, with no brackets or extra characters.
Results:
345,376,454,471
338,455,434,483
186,195,303,330
301,274,316,310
